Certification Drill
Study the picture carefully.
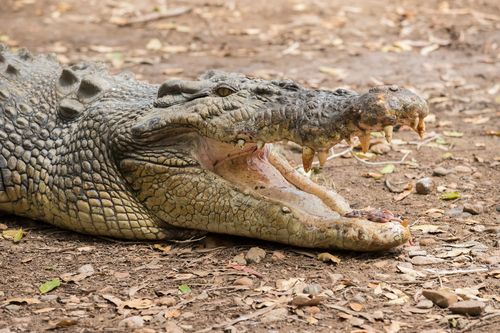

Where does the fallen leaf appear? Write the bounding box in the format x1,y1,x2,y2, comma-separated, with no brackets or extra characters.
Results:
440,191,461,200
363,172,383,180
443,131,464,138
317,252,341,264
380,164,395,174
178,284,191,294
2,228,25,242
39,278,61,294
122,298,154,309
2,297,40,306
411,224,443,234
101,294,123,307
349,302,364,312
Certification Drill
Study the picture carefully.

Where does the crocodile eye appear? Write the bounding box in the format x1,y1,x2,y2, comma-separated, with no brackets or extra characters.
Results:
215,86,236,97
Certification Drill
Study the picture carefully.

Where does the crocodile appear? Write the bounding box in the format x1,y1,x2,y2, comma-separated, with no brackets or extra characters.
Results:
0,46,428,251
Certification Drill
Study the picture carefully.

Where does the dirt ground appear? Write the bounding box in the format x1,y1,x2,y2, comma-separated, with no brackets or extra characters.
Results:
0,0,499,332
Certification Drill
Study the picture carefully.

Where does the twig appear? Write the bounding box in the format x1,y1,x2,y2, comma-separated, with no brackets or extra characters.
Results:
351,150,411,166
111,7,192,26
424,267,489,276
459,313,500,333
195,304,277,333
311,147,353,166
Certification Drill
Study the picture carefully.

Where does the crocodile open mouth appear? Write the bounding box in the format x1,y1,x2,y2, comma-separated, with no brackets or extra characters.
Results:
195,138,351,219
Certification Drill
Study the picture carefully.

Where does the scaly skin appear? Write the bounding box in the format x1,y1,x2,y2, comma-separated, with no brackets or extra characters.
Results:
0,46,428,251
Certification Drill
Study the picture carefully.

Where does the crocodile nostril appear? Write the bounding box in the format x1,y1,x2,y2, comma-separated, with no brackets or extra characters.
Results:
389,85,399,92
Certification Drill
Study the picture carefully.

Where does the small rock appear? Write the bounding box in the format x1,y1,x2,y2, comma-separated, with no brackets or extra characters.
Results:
471,225,486,233
303,283,322,295
454,165,472,173
233,277,253,286
157,297,176,307
416,177,434,194
422,289,458,308
463,202,484,215
232,253,247,265
119,316,144,329
449,300,485,316
370,143,391,154
271,251,285,260
419,238,436,247
416,299,434,309
245,247,266,264
261,308,288,323
408,250,427,257
445,206,464,217
410,256,445,265
433,166,453,176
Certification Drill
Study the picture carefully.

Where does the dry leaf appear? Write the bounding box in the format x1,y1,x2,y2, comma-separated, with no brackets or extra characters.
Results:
317,252,341,264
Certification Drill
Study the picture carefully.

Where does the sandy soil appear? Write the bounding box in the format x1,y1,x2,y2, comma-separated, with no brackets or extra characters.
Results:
0,0,499,332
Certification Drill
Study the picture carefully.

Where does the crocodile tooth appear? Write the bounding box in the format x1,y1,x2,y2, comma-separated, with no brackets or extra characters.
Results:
318,149,329,167
236,139,245,149
383,125,393,143
417,117,426,138
412,117,420,133
359,132,371,153
302,146,315,172
257,140,265,149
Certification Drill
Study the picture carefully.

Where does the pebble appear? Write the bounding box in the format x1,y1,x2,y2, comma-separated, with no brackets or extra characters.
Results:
463,202,484,215
303,283,322,295
445,206,464,217
233,277,253,286
416,177,434,194
232,253,247,265
119,316,144,329
449,300,485,316
416,299,434,309
370,143,391,154
422,289,458,308
245,247,266,264
433,166,453,176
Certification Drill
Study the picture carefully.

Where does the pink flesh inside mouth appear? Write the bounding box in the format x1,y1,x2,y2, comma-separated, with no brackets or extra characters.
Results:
195,137,352,219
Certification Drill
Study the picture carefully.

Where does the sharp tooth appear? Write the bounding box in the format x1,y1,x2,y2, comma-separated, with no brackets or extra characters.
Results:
236,139,245,149
359,132,371,153
412,117,420,133
318,149,329,167
302,146,315,172
417,117,426,138
257,140,265,149
383,125,393,143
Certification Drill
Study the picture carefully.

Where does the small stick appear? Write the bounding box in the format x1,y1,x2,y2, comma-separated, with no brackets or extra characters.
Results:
424,267,489,276
112,7,192,26
351,150,411,166
195,304,277,333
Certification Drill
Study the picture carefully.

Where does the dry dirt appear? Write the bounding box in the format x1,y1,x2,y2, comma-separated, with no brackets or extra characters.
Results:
0,0,499,332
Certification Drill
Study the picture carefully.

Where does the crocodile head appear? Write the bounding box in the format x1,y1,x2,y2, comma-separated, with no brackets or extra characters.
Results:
115,71,428,251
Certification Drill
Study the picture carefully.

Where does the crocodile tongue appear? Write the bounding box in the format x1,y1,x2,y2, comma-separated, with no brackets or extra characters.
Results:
204,140,351,218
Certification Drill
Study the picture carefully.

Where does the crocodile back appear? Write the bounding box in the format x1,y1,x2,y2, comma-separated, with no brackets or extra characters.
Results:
0,46,62,212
